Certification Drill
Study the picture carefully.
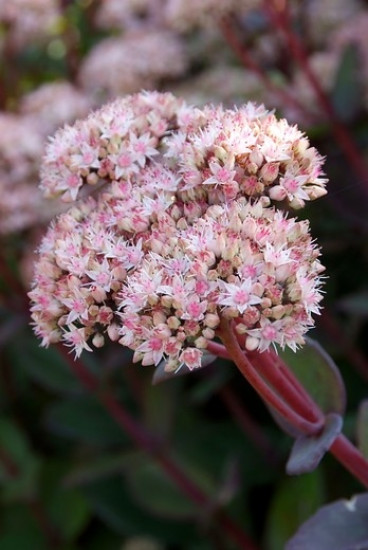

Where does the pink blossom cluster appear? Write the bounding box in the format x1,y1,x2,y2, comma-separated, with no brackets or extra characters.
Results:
95,0,153,31
0,0,60,48
20,81,92,137
30,91,326,370
0,114,45,233
164,0,261,31
78,31,188,102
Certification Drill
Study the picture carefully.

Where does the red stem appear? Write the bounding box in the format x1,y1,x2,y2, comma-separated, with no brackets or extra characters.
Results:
58,347,257,550
265,0,368,190
330,434,368,488
218,319,324,435
248,350,323,423
218,319,368,488
219,17,315,124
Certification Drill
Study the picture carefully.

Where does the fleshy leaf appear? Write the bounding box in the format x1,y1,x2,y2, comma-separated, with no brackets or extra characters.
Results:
268,338,346,438
5,332,82,394
286,413,343,475
264,470,325,550
280,337,346,415
152,351,217,385
0,419,41,502
286,493,368,550
357,400,368,459
126,456,196,519
331,44,364,123
82,476,201,543
44,397,128,446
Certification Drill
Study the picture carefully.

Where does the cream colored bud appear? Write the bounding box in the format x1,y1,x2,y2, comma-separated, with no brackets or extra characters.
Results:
167,316,181,330
289,197,305,209
90,285,107,302
252,282,264,296
249,150,264,167
272,305,287,319
153,311,166,326
107,323,120,341
148,294,159,306
308,185,327,200
269,185,287,201
245,336,259,351
246,162,259,175
261,297,272,308
87,172,99,185
92,333,105,348
194,336,208,349
260,162,279,183
222,307,239,318
164,358,180,373
235,323,247,334
204,313,220,329
202,327,215,340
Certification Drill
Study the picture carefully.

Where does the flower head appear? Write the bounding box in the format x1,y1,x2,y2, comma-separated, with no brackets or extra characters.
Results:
30,91,327,368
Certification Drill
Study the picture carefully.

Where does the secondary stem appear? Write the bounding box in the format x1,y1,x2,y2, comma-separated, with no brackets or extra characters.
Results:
330,434,368,489
217,318,324,435
265,0,368,191
217,319,368,489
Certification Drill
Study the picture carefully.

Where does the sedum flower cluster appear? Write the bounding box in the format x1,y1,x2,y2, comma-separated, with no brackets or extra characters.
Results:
29,91,327,370
0,0,60,49
78,31,188,102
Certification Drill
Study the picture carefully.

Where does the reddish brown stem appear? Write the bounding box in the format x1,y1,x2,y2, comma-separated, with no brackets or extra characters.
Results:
218,319,368,488
248,350,323,423
207,340,231,359
58,347,257,550
265,0,368,190
219,17,315,125
218,318,324,435
330,434,368,489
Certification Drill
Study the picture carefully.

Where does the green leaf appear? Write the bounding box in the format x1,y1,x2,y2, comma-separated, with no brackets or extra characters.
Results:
143,376,181,439
0,504,47,550
331,44,364,122
44,396,129,446
39,460,91,542
286,413,343,475
6,332,82,394
356,400,368,459
279,337,346,416
126,456,196,520
188,360,233,404
0,531,47,550
264,470,325,550
83,476,201,544
0,419,41,502
64,452,139,488
286,493,368,550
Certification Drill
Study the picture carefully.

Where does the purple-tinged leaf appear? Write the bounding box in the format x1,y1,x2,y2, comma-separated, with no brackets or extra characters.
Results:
280,337,346,415
286,492,368,550
152,351,217,385
356,400,368,459
286,413,343,475
268,338,346,438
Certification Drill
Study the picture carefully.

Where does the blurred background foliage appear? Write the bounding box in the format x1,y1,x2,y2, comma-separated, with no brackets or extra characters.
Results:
1,0,368,548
